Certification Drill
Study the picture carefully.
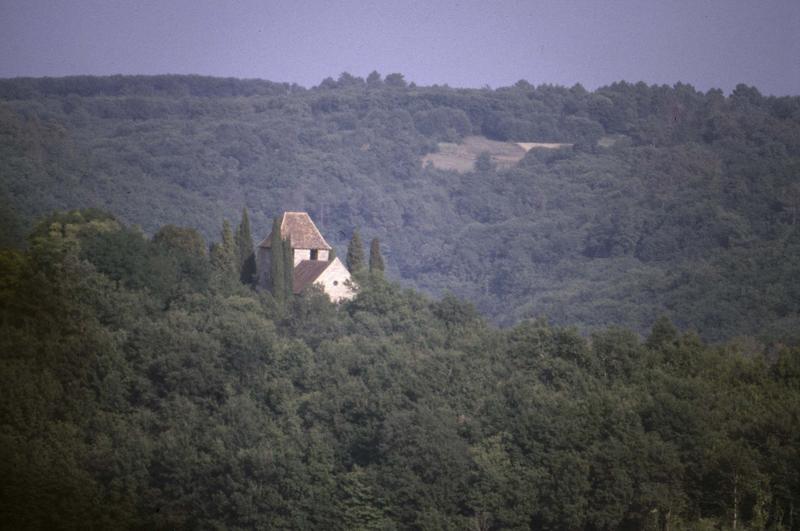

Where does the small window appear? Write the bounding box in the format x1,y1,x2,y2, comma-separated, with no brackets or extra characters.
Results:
310,249,318,260
333,280,339,286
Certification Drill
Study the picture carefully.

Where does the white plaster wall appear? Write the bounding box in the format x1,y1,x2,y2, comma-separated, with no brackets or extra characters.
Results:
294,248,329,265
315,258,356,302
293,248,310,266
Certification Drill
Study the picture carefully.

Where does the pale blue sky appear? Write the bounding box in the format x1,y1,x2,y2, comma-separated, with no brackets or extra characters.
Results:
1,0,798,95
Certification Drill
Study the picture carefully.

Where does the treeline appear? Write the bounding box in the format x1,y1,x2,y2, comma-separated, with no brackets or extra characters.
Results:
0,74,300,100
1,209,799,529
1,74,799,340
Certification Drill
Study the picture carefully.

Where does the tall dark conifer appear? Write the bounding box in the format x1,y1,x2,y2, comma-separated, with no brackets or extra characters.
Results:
210,219,237,292
235,208,256,286
208,241,223,272
221,219,235,256
369,238,384,275
282,236,294,302
269,216,284,304
347,230,364,273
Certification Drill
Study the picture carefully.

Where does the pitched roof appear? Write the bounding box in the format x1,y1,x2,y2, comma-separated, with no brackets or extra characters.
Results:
293,259,331,293
258,212,331,250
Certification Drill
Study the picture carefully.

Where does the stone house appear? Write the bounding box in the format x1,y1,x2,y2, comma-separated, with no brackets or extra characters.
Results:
256,212,355,302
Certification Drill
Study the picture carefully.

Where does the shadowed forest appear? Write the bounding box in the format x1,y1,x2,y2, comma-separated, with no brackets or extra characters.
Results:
1,74,800,529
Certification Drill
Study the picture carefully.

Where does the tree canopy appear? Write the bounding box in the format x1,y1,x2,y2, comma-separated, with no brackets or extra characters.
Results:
1,210,798,529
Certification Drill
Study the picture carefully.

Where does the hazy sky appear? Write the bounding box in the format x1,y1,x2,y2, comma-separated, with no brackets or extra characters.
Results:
1,0,798,95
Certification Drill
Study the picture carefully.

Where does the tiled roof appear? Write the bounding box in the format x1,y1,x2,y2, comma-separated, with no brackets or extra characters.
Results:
258,212,331,250
293,260,331,293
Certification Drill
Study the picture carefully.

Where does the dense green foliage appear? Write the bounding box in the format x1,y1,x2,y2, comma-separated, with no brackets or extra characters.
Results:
1,74,799,340
1,211,799,529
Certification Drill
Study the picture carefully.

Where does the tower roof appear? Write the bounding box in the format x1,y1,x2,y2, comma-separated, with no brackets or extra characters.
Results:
258,212,332,250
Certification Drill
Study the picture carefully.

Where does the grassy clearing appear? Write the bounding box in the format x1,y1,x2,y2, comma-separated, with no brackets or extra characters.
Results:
422,136,572,172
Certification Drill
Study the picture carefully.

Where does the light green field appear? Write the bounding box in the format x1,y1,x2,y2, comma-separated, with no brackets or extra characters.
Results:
422,136,572,172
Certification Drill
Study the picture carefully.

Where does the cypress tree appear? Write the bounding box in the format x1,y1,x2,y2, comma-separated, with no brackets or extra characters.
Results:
221,219,235,259
235,208,256,285
209,242,224,272
269,216,285,304
216,220,236,271
210,219,238,291
282,236,294,302
346,230,364,272
369,238,384,275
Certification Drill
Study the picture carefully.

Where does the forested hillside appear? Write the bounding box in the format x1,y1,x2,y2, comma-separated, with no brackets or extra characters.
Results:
1,74,799,339
1,210,798,529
